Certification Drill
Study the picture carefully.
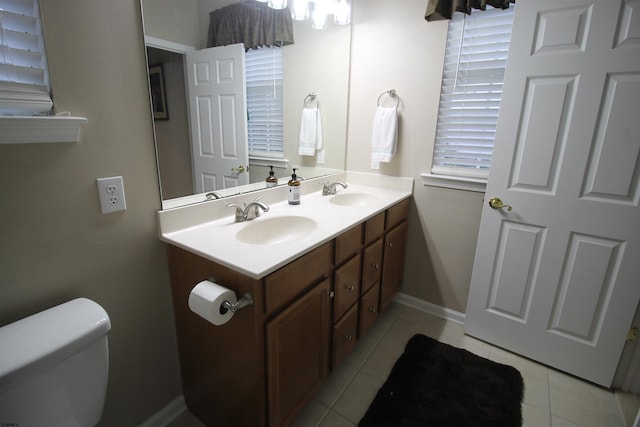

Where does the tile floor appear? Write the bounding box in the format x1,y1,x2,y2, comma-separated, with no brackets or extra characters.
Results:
169,303,640,427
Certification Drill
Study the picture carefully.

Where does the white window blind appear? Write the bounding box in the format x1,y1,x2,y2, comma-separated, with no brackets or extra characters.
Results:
0,0,52,115
432,5,515,179
245,47,283,157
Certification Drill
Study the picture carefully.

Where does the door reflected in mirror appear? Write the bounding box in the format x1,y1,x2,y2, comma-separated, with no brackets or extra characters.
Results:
141,0,351,209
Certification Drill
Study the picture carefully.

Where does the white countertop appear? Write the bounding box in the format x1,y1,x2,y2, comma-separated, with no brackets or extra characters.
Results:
157,172,413,279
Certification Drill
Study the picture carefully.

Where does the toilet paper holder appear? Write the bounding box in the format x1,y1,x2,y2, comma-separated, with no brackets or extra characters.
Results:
221,293,254,314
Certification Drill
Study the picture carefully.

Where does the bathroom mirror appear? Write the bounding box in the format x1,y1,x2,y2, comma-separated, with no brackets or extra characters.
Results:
141,0,351,209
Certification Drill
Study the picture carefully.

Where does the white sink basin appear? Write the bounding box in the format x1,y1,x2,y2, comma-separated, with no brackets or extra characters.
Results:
236,216,317,245
329,192,380,207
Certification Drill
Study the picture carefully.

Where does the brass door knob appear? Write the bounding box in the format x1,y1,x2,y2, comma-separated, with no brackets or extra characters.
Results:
488,197,512,211
231,165,246,173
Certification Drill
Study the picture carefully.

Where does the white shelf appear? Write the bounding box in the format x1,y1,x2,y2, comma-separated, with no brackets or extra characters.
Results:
0,116,88,144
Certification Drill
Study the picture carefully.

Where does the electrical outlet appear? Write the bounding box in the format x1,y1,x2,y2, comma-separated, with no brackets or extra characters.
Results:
97,176,127,214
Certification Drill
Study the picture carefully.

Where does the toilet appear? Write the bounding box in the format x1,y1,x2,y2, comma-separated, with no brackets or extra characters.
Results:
0,298,111,427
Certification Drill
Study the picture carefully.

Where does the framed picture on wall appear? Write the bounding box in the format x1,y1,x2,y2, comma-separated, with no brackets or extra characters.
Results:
149,64,169,120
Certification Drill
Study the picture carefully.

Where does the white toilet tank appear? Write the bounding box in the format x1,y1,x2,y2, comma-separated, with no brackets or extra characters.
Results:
0,298,111,427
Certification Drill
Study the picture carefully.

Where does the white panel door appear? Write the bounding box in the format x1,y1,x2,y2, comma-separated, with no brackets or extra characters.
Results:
465,0,640,387
185,43,249,193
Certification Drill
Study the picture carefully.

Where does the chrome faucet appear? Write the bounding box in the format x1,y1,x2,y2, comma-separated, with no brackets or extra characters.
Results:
228,197,270,222
205,191,222,200
322,181,348,195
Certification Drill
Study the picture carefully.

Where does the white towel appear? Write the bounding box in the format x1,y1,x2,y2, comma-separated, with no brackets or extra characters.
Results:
298,107,324,158
371,105,398,170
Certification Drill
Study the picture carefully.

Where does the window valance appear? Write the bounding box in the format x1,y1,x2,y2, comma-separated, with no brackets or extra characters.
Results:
207,2,295,50
425,0,515,21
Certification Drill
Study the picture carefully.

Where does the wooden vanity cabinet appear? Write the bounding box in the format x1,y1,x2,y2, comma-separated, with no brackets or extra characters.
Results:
165,198,410,427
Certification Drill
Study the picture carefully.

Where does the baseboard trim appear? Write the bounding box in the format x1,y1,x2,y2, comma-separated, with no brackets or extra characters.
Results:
139,395,187,427
394,293,466,325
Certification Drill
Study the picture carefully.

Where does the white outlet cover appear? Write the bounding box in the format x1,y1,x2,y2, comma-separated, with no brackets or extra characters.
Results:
96,176,127,214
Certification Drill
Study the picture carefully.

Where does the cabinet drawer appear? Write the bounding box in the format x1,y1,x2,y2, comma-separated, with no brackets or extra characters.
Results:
334,254,361,322
335,224,362,265
362,238,383,294
265,242,332,315
333,304,358,369
364,212,385,245
359,283,380,338
386,198,410,230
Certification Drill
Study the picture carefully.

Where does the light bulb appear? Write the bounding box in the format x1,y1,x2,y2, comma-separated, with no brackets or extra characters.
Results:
291,0,310,20
311,1,328,29
268,0,288,9
334,0,351,25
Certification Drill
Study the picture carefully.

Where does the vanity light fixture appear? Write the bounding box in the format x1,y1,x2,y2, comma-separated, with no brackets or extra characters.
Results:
260,0,351,29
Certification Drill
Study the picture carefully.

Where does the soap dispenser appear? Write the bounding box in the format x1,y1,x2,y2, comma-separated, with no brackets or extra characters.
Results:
266,166,277,188
288,168,301,205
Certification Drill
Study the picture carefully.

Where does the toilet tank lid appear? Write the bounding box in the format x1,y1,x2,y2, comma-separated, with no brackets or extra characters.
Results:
0,298,111,391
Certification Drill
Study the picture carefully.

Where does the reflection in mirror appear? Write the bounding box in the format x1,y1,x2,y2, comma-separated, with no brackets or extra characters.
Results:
141,0,351,209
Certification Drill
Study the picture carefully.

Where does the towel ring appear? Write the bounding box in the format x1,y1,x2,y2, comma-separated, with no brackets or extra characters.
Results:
303,92,319,108
377,89,399,108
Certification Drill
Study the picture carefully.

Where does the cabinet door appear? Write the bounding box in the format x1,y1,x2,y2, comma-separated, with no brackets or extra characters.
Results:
362,238,383,294
359,283,380,337
380,222,408,312
266,279,331,427
334,254,361,322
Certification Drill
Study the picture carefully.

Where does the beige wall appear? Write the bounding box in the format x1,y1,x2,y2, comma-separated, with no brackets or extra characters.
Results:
0,1,181,425
0,1,486,424
142,0,199,47
346,0,484,313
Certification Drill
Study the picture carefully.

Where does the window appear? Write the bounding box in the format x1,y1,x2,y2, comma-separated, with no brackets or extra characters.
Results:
429,6,515,185
0,0,52,115
245,46,284,158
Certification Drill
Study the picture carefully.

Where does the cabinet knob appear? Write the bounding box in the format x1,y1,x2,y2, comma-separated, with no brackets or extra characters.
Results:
373,263,380,270
327,291,335,298
346,285,355,292
386,242,393,248
369,307,377,313
345,335,353,341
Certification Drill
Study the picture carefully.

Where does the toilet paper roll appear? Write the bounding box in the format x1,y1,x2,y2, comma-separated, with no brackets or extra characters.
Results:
188,280,237,326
